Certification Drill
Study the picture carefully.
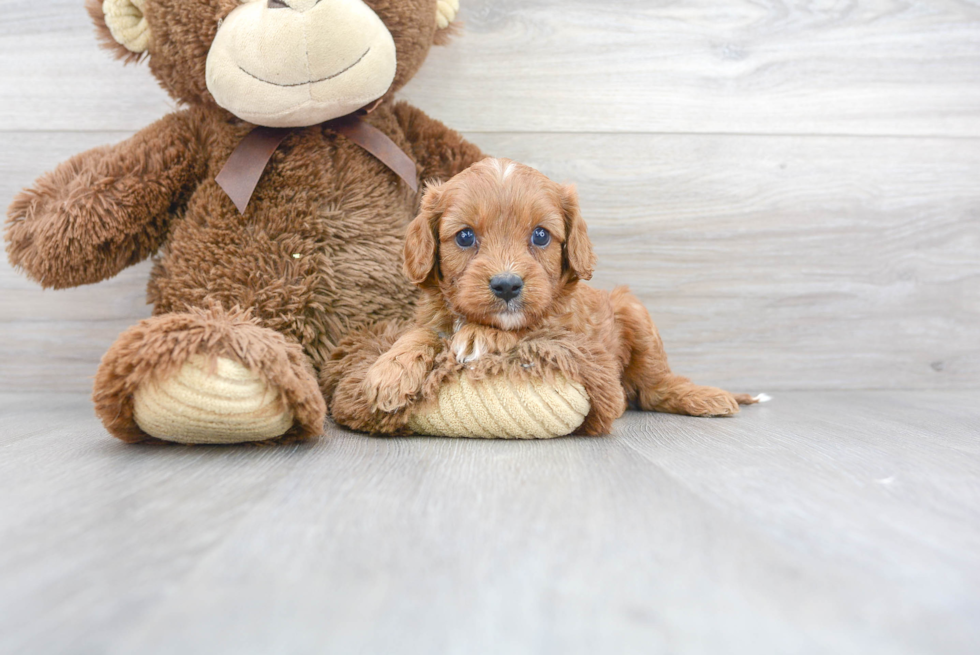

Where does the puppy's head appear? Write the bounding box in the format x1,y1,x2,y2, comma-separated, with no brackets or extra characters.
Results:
404,158,596,330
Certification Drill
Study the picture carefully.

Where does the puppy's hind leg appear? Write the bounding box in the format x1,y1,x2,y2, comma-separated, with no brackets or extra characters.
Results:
612,288,749,418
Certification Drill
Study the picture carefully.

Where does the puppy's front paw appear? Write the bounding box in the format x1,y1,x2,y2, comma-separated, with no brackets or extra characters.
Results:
364,355,429,413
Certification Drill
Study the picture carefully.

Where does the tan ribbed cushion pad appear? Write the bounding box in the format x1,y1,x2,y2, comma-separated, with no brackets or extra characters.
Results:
133,355,294,444
407,373,590,439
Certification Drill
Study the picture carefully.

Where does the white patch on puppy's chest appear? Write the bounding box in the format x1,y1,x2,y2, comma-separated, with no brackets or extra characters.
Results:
452,332,485,364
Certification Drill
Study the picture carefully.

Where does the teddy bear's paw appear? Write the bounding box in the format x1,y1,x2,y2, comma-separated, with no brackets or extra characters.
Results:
132,355,295,444
408,372,591,439
96,308,326,444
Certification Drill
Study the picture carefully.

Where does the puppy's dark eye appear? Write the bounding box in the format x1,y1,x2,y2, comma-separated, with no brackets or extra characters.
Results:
456,228,476,249
531,227,551,247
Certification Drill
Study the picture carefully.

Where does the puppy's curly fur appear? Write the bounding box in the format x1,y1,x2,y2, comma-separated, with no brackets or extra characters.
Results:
346,158,758,436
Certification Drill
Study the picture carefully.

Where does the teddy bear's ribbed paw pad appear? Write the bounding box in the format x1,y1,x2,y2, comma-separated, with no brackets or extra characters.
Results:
408,372,590,439
132,355,295,444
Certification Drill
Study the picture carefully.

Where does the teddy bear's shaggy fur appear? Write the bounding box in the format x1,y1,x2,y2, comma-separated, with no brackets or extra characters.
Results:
5,0,483,443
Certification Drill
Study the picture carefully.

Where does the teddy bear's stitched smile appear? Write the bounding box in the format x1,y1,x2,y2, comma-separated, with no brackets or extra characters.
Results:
238,47,372,88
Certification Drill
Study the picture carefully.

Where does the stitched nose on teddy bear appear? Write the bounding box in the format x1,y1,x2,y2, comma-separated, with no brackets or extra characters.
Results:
490,274,524,302
206,0,398,128
268,0,321,11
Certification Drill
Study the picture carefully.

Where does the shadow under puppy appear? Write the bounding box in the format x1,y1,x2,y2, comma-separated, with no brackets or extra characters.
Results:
363,158,760,435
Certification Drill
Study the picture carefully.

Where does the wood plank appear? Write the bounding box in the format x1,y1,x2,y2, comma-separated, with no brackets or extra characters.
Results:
0,391,978,653
1,1,979,135
3,131,978,392
0,393,322,655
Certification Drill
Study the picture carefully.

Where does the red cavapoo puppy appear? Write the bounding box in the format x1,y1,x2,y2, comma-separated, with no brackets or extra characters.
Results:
364,158,760,434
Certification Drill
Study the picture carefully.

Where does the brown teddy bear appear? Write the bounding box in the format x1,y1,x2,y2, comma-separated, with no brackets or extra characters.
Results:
5,0,595,445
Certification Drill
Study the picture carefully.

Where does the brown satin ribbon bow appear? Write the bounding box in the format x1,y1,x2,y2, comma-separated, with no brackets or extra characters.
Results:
216,112,420,215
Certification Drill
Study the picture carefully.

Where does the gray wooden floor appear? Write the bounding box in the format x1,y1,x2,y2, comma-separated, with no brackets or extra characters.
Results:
1,391,978,655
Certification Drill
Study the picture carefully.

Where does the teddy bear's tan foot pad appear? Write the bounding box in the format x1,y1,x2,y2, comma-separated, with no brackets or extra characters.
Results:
407,373,590,439
133,355,295,444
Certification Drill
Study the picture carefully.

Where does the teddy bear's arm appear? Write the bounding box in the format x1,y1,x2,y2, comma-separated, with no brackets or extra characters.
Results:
392,102,486,183
4,110,205,289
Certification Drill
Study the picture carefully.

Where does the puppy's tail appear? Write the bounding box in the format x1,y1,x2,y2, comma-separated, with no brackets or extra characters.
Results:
734,393,772,405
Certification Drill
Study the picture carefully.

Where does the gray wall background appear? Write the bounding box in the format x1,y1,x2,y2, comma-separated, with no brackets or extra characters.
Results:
2,0,978,392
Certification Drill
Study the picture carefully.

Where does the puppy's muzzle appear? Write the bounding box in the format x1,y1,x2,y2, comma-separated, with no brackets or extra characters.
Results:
489,274,523,302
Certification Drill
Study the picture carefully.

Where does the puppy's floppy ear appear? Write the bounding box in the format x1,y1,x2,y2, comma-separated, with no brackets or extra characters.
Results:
404,182,446,286
560,184,596,281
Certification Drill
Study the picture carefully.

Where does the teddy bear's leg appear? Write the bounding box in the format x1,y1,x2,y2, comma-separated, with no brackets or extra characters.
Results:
93,306,325,444
612,288,755,418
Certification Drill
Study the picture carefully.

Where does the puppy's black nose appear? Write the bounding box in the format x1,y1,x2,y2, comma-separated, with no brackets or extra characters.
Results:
490,274,524,302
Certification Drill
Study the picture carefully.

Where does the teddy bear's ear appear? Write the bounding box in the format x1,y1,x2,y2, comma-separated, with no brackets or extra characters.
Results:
433,0,460,45
436,0,460,29
87,0,151,62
